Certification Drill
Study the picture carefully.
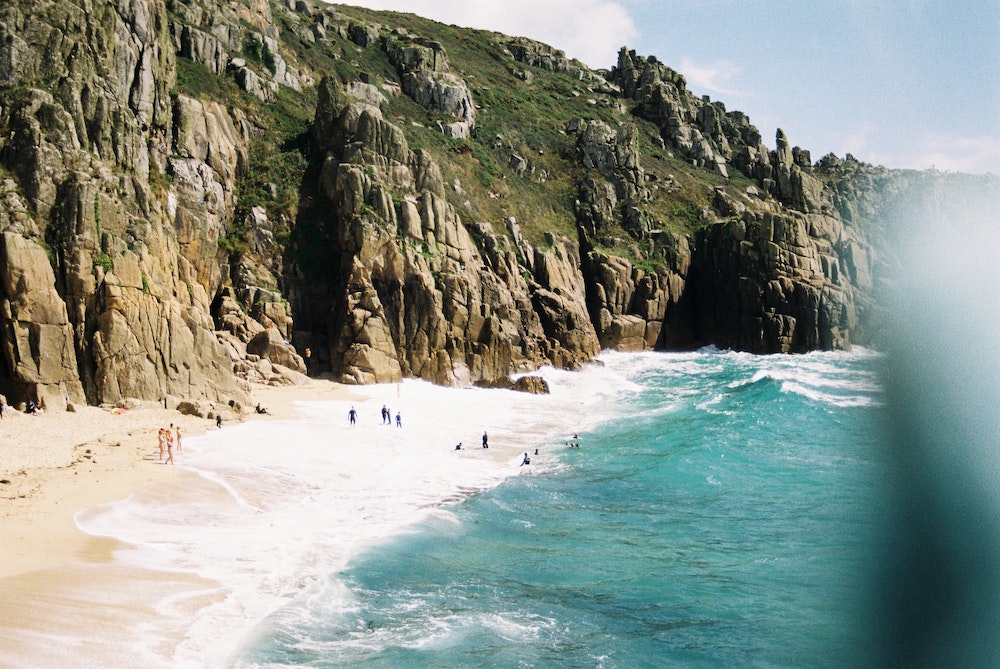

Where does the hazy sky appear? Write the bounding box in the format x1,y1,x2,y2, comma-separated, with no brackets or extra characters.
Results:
337,0,999,175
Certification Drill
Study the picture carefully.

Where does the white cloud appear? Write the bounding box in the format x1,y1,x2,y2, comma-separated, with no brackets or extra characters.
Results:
334,0,637,68
678,57,745,99
854,131,1000,175
807,123,1000,175
908,132,1000,175
838,125,877,160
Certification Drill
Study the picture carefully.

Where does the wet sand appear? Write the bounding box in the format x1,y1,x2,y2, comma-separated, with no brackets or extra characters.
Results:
0,378,353,668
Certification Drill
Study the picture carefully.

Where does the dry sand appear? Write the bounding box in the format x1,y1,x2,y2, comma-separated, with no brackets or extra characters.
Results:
0,378,353,667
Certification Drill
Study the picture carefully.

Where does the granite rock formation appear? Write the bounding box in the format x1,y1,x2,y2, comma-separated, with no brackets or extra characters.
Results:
0,0,989,409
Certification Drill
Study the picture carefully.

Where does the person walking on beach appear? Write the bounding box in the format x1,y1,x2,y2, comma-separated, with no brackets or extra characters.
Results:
216,414,223,429
395,412,401,428
381,405,389,424
169,423,182,453
482,431,489,448
349,406,357,425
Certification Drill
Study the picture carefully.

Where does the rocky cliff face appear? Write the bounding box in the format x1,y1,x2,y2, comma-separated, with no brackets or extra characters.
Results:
0,0,254,410
303,75,599,385
0,0,985,408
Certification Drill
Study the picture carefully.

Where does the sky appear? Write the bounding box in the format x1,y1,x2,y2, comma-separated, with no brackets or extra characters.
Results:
337,0,999,175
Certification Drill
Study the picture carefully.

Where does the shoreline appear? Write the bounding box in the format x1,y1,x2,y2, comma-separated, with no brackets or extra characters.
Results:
0,373,571,666
0,378,354,666
0,378,351,581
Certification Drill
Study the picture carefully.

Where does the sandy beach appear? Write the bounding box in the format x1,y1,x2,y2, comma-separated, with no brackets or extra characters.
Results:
0,378,353,667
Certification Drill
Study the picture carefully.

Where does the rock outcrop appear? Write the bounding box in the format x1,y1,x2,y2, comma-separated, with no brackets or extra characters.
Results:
306,77,600,384
0,0,984,409
0,0,315,410
386,33,476,139
690,211,856,353
0,232,85,410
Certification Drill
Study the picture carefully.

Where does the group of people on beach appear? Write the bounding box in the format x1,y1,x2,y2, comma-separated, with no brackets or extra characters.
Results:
157,423,182,464
3,397,46,415
0,395,49,418
343,401,557,469
379,405,402,427
346,404,403,428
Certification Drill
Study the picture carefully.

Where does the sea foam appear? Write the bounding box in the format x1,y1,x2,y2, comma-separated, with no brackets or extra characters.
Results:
73,349,881,667
75,373,613,666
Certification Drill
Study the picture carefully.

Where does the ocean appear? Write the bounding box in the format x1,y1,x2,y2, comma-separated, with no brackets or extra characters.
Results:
76,348,884,668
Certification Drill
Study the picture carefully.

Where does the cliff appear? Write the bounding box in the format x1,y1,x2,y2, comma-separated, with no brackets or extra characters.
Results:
0,0,993,409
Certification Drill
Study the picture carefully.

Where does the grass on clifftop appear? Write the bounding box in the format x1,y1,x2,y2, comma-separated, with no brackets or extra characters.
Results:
176,1,749,273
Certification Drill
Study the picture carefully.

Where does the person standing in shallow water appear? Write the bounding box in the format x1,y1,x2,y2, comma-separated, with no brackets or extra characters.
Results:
482,431,489,448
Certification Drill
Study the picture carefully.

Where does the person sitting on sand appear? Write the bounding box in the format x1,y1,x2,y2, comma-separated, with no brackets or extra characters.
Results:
255,403,269,414
455,442,463,450
521,452,531,466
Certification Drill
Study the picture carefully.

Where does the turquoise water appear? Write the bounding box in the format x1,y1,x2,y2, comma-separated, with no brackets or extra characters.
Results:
235,350,883,668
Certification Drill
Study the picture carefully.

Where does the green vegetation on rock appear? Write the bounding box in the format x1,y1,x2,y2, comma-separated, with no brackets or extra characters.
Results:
1,0,993,408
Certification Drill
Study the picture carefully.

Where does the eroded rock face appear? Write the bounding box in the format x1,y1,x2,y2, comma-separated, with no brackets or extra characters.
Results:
690,211,865,353
610,47,840,209
304,75,608,386
585,251,675,351
247,328,306,374
385,33,476,139
0,0,932,406
613,48,730,178
0,0,302,408
0,233,86,410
